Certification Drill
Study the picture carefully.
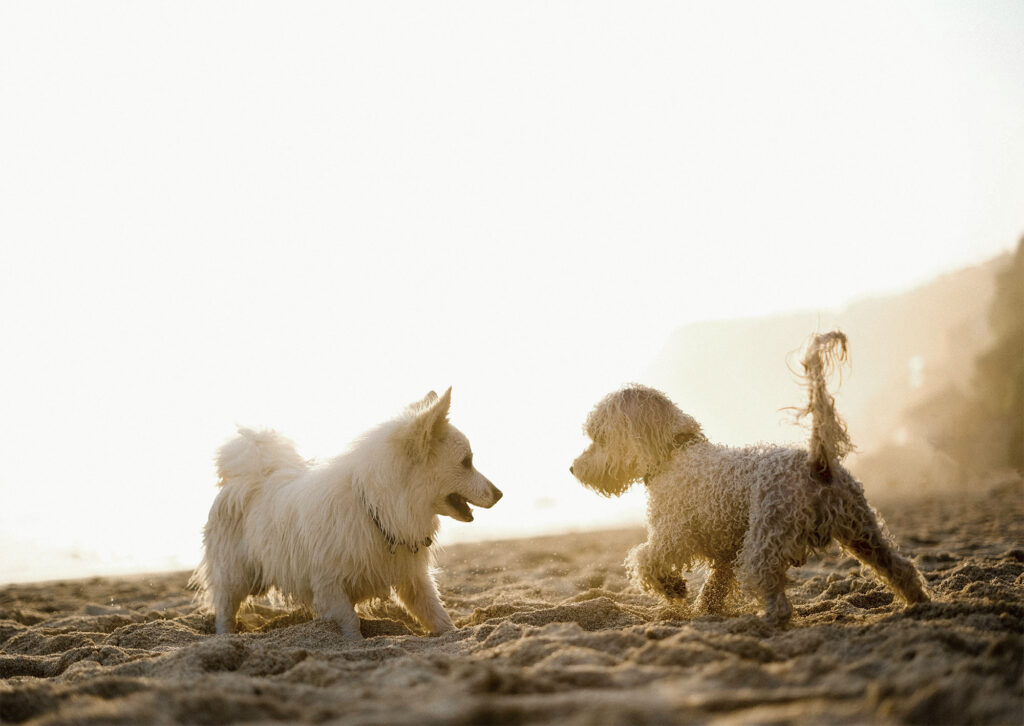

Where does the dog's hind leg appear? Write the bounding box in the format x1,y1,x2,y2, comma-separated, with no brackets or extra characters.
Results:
212,581,248,635
739,559,792,624
739,551,792,624
834,506,929,605
694,564,735,615
396,573,455,636
737,524,793,624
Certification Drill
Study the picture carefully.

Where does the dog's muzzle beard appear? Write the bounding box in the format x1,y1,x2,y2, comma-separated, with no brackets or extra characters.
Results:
570,460,636,498
572,432,705,495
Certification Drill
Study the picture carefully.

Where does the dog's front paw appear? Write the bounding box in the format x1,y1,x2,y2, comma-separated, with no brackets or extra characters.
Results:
427,622,457,637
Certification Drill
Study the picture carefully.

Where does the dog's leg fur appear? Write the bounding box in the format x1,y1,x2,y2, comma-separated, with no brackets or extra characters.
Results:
200,490,252,635
694,564,735,615
834,503,929,605
751,565,794,624
202,541,253,635
748,557,793,624
396,573,456,635
213,582,248,635
737,515,795,624
764,588,793,624
313,585,363,639
625,541,689,600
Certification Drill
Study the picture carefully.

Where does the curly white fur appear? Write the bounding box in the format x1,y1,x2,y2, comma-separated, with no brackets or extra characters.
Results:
191,388,502,638
572,331,929,623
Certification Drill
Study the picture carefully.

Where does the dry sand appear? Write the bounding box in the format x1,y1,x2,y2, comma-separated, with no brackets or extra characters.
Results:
2,478,1022,725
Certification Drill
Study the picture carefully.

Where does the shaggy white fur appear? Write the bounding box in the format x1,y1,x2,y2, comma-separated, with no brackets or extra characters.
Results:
571,331,929,624
191,388,502,638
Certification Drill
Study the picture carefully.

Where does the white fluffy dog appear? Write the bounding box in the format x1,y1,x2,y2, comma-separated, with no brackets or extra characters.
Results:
571,332,929,624
192,388,502,638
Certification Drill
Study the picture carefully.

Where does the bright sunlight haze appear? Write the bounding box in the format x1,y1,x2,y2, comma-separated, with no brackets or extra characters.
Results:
1,1,1022,582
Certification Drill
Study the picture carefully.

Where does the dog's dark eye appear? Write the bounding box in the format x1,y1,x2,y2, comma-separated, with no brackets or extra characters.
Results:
461,454,473,469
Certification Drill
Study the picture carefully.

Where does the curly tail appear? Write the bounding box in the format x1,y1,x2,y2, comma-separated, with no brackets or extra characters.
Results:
215,427,306,487
799,331,854,483
189,427,306,606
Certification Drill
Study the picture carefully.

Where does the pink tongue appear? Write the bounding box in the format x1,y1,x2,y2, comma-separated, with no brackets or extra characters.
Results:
446,493,473,520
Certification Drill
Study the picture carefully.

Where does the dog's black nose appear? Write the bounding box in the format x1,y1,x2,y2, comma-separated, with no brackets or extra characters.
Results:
569,465,574,475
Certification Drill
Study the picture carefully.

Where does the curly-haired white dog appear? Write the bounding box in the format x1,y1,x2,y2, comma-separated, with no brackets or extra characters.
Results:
191,388,502,638
570,332,929,623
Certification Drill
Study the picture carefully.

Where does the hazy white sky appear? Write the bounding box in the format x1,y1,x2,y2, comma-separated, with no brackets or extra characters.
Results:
1,1,1022,581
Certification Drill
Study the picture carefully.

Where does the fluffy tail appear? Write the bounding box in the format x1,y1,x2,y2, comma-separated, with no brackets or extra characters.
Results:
189,427,306,605
215,426,307,486
799,331,854,482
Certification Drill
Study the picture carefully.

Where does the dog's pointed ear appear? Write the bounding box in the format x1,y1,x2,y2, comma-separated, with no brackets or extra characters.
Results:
408,386,452,457
409,390,439,411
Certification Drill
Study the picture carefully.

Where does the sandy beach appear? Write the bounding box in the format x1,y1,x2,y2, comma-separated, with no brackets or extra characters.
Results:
2,477,1022,725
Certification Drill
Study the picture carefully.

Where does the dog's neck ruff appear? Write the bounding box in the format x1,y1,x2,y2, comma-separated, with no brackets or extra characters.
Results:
361,492,433,555
643,430,706,485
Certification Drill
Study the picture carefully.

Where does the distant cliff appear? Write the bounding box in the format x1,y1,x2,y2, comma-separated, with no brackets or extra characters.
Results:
643,254,1008,490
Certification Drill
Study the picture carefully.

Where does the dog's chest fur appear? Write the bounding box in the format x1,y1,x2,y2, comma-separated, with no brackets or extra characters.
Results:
343,546,432,602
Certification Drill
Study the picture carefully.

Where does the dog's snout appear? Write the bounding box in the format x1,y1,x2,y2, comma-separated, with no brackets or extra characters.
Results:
489,484,503,504
569,465,574,475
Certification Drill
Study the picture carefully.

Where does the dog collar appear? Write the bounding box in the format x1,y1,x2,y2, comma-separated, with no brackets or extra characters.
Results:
361,492,433,555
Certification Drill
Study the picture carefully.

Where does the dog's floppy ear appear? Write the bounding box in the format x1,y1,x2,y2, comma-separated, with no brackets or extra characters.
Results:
407,386,452,457
672,412,704,448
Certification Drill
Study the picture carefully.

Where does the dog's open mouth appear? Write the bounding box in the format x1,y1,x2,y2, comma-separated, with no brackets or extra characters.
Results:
445,493,474,522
